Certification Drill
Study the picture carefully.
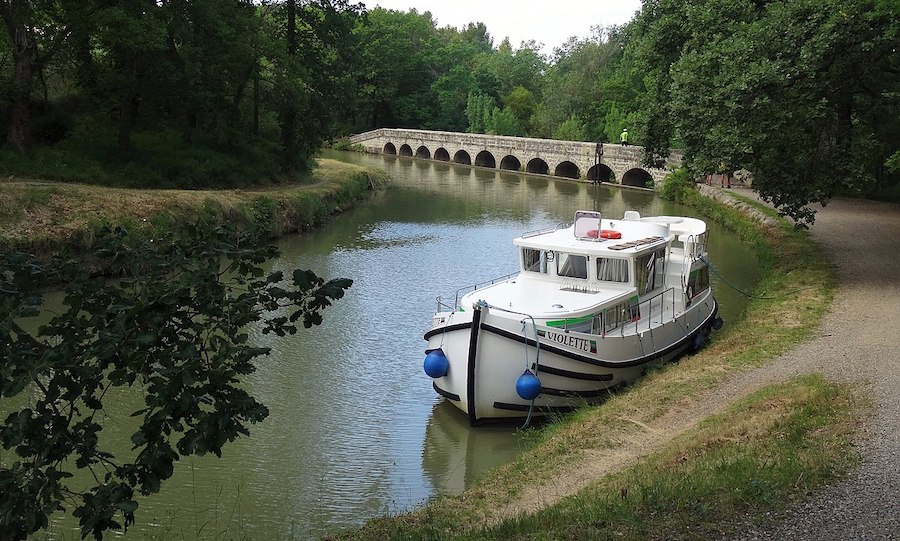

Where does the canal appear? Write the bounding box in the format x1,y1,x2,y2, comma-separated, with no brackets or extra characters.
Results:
23,151,760,539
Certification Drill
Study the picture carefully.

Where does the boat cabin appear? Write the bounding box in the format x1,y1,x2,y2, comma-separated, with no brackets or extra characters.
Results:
492,210,711,334
514,211,671,295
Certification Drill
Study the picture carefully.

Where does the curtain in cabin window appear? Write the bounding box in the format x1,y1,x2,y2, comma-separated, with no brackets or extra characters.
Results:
597,258,629,282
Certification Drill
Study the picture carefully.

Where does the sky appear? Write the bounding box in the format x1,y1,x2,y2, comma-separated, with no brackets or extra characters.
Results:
365,0,644,57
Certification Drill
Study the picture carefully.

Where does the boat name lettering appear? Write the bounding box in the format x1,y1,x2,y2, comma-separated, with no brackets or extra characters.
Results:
546,331,592,352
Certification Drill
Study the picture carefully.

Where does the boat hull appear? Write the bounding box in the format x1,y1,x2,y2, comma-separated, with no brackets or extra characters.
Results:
424,294,718,425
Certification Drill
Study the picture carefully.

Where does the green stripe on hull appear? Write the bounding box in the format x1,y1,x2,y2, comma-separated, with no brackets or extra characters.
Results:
545,315,594,328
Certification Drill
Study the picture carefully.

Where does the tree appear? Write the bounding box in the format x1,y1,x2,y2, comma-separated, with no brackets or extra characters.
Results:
635,0,900,225
553,114,587,141
154,0,262,145
269,0,363,174
502,85,535,133
489,106,524,136
431,63,476,131
465,91,495,133
349,7,440,130
531,26,638,142
0,0,88,152
90,0,167,154
0,223,352,539
473,38,546,100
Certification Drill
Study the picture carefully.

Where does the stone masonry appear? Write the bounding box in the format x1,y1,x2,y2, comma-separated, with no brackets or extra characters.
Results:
348,128,682,187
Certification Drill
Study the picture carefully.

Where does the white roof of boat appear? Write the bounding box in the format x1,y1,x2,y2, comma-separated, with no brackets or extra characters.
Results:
513,213,708,254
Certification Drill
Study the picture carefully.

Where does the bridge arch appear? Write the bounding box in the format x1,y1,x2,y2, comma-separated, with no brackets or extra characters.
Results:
454,150,472,165
475,150,496,168
383,142,397,155
622,168,653,188
434,147,450,161
554,161,580,179
500,155,521,171
415,146,431,159
398,144,413,157
526,158,549,175
588,164,614,183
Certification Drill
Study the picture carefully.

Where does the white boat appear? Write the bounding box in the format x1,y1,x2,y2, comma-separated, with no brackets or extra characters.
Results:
423,210,723,426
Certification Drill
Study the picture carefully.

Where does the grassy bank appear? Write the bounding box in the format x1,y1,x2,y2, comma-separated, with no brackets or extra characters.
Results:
336,176,861,540
0,158,388,254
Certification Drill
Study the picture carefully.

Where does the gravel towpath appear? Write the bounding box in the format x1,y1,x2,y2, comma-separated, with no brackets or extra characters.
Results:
728,192,900,540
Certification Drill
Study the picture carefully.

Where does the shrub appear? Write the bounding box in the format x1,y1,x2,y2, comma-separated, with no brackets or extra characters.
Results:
658,168,697,203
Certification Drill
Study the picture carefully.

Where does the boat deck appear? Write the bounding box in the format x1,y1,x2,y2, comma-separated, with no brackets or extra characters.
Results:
459,276,633,319
458,265,696,337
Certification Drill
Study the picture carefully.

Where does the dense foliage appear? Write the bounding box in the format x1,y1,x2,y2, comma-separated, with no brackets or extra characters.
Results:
0,224,351,539
0,0,364,186
632,0,900,224
5,1,895,216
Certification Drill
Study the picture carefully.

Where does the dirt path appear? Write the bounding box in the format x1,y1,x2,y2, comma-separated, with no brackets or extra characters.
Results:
731,195,900,540
487,192,900,535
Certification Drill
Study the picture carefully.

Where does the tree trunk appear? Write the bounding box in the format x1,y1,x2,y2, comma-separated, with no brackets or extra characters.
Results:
280,0,298,173
117,52,137,154
7,42,33,153
253,74,260,136
1,3,35,153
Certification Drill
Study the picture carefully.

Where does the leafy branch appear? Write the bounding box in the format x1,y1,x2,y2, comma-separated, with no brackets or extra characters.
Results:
0,222,351,540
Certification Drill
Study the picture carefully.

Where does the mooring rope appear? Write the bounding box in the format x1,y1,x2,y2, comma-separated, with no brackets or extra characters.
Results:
700,254,809,300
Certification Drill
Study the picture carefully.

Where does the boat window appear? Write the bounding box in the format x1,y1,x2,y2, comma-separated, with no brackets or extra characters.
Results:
557,253,588,279
522,248,549,274
596,257,629,282
635,248,667,294
686,265,710,299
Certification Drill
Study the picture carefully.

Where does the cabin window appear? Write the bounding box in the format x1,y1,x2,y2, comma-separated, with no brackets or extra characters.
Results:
522,248,549,274
635,248,666,294
686,265,710,299
596,257,629,282
557,253,588,279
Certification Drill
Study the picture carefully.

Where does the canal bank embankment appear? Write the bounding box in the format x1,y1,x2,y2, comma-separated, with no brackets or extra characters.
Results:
0,158,388,255
337,177,864,540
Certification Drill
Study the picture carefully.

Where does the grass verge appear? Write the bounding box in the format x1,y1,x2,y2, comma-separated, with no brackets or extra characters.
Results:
334,176,859,540
456,375,861,540
0,158,388,255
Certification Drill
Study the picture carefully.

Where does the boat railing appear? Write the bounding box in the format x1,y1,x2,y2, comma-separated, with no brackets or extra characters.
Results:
547,286,679,336
686,232,709,260
599,286,679,337
521,222,570,239
435,272,519,312
630,286,678,334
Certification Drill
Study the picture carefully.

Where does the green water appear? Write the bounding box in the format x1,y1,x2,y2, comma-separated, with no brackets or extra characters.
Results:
6,151,760,539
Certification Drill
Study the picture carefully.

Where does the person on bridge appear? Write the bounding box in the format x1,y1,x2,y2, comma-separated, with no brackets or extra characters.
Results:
620,128,629,145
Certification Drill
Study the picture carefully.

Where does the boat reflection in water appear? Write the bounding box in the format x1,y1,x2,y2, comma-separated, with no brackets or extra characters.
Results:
422,400,529,495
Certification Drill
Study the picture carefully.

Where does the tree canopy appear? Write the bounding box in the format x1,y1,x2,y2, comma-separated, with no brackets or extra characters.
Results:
0,0,365,184
632,0,900,224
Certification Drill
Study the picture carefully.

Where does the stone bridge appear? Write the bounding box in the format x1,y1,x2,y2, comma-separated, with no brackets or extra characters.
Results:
348,128,682,187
